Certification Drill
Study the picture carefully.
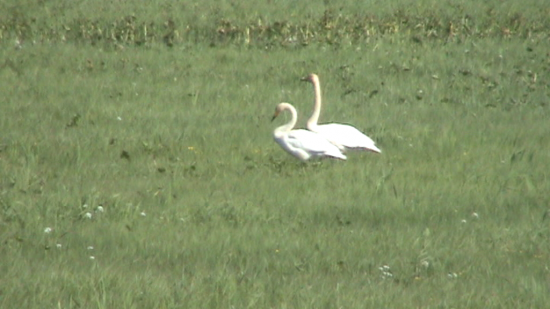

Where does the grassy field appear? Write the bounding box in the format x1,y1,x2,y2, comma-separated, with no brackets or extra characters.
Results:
1,0,549,308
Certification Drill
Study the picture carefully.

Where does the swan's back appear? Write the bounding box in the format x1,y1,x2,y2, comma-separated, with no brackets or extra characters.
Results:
274,129,347,161
315,123,381,153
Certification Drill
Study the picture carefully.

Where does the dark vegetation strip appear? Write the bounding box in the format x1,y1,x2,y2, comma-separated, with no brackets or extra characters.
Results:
1,7,549,48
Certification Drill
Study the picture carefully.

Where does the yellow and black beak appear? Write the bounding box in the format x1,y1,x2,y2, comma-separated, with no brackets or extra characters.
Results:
271,110,280,122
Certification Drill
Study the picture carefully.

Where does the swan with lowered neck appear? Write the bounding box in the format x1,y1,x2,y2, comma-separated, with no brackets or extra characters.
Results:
301,73,381,153
271,102,347,161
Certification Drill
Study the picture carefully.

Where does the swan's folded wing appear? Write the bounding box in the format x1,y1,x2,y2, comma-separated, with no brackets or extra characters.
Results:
286,129,346,159
316,123,381,153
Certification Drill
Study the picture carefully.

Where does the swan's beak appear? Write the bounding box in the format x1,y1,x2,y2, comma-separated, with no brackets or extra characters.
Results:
271,111,280,122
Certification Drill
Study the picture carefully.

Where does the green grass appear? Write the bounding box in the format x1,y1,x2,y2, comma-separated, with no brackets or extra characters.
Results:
1,0,550,308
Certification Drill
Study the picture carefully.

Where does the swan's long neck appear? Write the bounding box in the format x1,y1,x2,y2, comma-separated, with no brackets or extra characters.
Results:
307,77,322,130
275,103,298,136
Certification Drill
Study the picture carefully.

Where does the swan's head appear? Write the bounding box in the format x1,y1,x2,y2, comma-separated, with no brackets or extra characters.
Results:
300,73,319,84
271,103,291,121
271,105,282,122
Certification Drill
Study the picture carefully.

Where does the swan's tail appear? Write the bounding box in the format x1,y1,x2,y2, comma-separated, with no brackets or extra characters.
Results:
328,151,347,160
365,145,382,154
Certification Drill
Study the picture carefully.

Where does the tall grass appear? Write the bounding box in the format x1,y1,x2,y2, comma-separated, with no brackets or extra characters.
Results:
1,0,549,308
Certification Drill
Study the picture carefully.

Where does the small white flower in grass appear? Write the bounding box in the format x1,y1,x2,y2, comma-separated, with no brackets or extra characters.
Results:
87,246,94,250
96,206,104,213
83,204,88,209
90,256,95,260
471,212,479,219
56,244,62,249
448,272,458,279
379,265,393,279
461,219,467,224
140,211,146,217
117,116,122,121
44,227,52,234
84,212,93,219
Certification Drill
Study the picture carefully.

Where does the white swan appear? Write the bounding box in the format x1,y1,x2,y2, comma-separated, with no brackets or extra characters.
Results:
301,73,381,153
271,103,347,161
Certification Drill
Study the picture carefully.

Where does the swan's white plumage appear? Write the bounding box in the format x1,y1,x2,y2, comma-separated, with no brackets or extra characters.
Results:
272,103,347,161
302,73,381,154
312,123,381,153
